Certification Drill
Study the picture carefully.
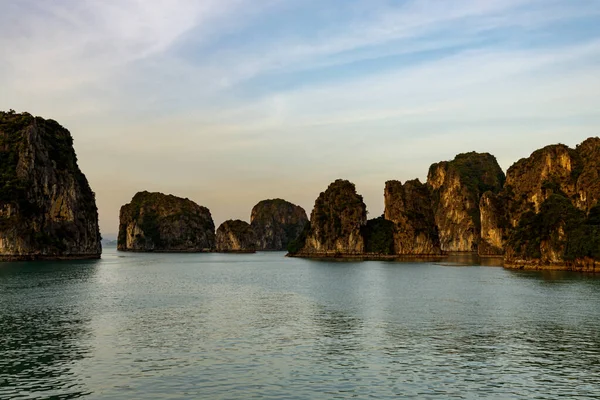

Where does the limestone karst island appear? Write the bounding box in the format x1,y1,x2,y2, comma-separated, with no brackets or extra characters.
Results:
1,110,600,272
0,111,101,260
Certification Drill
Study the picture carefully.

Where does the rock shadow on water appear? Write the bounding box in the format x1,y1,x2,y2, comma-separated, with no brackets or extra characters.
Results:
435,253,504,267
506,267,600,284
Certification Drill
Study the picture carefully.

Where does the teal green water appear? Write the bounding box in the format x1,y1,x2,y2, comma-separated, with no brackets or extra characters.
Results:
1,249,600,399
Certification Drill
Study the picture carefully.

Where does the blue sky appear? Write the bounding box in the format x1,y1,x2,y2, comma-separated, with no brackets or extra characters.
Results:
1,0,600,236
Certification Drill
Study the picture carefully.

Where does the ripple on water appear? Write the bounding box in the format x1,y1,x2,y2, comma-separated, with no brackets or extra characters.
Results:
2,250,600,399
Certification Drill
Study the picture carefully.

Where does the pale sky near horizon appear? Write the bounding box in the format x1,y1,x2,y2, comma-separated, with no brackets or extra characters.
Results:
1,0,600,238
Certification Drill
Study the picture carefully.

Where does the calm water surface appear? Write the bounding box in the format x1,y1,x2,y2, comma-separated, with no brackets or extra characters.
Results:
1,248,600,399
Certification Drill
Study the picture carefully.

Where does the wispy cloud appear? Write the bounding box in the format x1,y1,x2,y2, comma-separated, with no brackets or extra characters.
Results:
0,0,257,98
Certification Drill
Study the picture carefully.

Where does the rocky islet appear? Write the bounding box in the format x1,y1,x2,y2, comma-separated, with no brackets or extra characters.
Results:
0,111,101,260
118,191,215,252
250,199,308,251
216,219,257,253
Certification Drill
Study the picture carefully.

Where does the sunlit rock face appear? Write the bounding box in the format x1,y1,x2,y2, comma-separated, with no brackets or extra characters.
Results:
478,191,507,256
0,111,101,260
503,138,600,271
118,191,215,252
427,152,505,253
216,219,256,253
250,199,308,251
572,137,600,213
505,144,577,220
294,179,366,256
383,179,442,255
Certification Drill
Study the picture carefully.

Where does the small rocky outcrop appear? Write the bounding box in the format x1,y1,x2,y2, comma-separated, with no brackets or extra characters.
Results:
0,111,101,260
427,152,505,252
291,179,366,256
250,199,308,250
216,220,256,253
118,191,215,252
383,179,442,255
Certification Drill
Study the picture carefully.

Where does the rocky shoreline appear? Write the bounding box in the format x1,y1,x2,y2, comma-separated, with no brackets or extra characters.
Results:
0,254,101,261
504,258,600,273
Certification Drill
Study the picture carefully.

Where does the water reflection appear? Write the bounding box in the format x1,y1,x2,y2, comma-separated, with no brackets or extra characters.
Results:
0,261,98,399
313,307,363,354
438,253,503,267
508,268,600,282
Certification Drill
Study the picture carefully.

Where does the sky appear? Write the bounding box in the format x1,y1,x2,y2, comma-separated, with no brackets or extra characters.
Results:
1,0,600,238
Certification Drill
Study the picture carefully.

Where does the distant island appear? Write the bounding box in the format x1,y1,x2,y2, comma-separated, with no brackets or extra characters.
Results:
1,110,600,272
117,193,308,254
118,191,216,252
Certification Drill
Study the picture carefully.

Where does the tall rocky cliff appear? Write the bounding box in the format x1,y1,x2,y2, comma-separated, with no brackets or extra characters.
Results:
118,191,215,252
427,152,505,253
216,219,256,253
250,199,308,250
383,179,442,255
502,138,600,270
292,179,366,256
0,111,101,260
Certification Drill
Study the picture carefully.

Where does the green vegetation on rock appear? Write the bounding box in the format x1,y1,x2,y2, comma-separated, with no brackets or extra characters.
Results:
507,194,600,261
362,216,395,255
444,152,506,196
287,221,310,254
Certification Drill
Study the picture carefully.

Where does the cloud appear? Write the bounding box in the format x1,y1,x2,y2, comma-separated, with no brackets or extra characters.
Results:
183,0,600,89
0,0,259,110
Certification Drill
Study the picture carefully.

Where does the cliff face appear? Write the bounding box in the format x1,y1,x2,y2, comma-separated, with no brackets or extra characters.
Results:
250,199,308,250
478,191,507,256
216,220,256,252
0,111,101,260
573,137,600,212
295,179,366,255
383,179,441,255
427,152,505,252
504,138,600,270
504,144,578,223
118,191,215,252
